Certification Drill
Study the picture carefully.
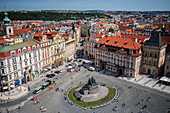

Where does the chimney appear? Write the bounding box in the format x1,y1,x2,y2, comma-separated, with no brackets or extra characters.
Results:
135,38,138,42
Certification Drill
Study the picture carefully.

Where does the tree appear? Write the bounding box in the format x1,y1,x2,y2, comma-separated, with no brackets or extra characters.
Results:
109,28,114,33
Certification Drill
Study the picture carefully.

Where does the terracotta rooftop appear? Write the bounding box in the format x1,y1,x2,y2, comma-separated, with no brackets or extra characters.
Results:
97,36,141,50
14,28,33,35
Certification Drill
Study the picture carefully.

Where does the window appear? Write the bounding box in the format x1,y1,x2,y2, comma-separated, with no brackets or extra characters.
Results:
20,56,22,61
7,59,10,65
32,45,36,49
25,61,27,66
150,53,152,57
2,69,4,74
22,47,26,52
37,44,39,48
33,52,37,57
154,61,156,66
20,63,22,68
167,66,169,70
28,46,31,50
9,75,12,80
14,72,18,78
34,58,37,62
12,58,16,63
30,60,32,64
24,54,27,59
35,64,38,69
10,50,16,55
13,65,17,70
8,67,11,72
9,28,11,33
21,70,23,75
18,49,21,53
1,61,3,66
29,53,31,57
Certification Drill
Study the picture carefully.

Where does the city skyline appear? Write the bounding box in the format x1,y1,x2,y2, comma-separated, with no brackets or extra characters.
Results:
0,0,170,11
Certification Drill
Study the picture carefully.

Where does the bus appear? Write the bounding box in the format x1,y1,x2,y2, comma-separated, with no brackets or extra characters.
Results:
46,80,55,85
42,82,50,89
33,86,43,94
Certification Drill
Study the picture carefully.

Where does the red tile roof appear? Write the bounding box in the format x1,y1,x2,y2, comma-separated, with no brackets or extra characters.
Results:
61,34,69,37
161,36,170,44
92,34,104,38
0,40,8,43
118,33,150,43
75,24,80,28
13,28,33,35
97,36,141,50
97,25,103,29
33,33,43,41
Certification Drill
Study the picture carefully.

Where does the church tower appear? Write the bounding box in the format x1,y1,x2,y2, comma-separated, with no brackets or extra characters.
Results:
3,11,14,36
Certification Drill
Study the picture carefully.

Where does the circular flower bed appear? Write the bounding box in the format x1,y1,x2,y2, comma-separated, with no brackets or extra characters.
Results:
67,83,117,108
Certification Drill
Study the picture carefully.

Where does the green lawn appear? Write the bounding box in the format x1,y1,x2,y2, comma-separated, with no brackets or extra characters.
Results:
67,84,117,108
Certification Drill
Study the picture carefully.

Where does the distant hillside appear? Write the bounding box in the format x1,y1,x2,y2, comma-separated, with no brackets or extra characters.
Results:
0,11,111,21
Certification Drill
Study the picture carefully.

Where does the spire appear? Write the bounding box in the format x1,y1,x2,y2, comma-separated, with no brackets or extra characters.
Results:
3,7,11,26
144,30,164,47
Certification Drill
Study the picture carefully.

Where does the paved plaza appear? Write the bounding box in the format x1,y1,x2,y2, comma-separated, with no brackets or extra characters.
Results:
5,66,170,113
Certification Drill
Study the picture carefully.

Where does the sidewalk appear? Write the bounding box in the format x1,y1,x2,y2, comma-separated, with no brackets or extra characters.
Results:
117,73,170,94
0,64,67,102
0,86,28,102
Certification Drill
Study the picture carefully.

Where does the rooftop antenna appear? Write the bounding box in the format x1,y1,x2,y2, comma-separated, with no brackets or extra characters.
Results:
4,6,6,12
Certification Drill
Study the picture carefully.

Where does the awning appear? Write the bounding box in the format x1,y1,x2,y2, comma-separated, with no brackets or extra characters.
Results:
10,85,15,88
160,77,170,83
21,78,25,82
3,86,8,89
15,80,20,85
48,66,51,69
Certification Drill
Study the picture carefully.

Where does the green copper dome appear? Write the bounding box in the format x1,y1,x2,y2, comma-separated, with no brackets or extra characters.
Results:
3,12,11,26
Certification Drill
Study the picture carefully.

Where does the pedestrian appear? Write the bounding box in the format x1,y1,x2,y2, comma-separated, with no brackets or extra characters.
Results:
28,86,30,91
6,109,10,113
138,102,140,105
33,96,35,100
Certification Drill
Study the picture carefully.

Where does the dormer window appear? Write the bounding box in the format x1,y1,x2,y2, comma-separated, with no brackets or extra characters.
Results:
18,49,21,53
28,46,30,50
32,45,36,49
37,44,39,48
10,50,16,55
114,41,118,44
22,47,26,52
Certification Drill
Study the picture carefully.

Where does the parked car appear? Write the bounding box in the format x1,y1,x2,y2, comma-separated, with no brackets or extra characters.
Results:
46,74,55,78
54,70,62,74
89,67,95,71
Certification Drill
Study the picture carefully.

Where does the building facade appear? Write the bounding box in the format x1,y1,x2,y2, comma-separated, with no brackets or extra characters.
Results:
34,32,50,72
142,31,167,77
164,52,170,77
0,41,41,91
94,36,142,77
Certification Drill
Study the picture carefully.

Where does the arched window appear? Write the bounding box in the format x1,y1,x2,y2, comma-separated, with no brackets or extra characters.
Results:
9,28,11,33
154,61,156,66
150,53,152,57
154,54,157,58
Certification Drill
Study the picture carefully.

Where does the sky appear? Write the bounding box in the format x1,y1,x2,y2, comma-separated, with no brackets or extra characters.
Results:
0,0,170,11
